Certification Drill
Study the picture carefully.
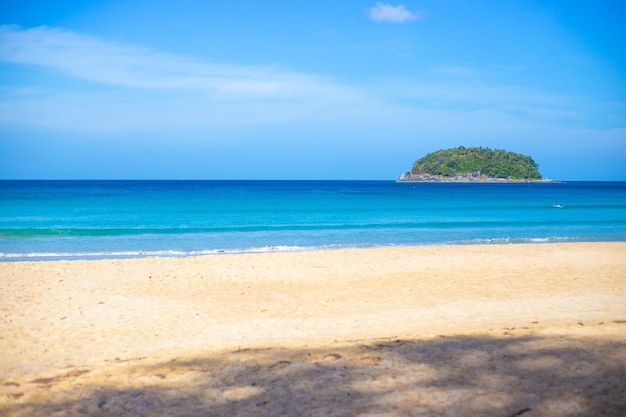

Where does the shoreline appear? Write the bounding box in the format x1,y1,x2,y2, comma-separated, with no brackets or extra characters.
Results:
396,174,563,183
2,242,625,416
3,239,625,262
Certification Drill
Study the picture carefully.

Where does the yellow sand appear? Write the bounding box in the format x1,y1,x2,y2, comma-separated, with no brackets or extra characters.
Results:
1,242,625,416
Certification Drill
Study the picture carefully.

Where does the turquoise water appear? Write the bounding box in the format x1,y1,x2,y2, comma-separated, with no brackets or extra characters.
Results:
1,180,625,260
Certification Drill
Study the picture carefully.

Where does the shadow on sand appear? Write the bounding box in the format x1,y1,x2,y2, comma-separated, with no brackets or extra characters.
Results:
4,333,626,417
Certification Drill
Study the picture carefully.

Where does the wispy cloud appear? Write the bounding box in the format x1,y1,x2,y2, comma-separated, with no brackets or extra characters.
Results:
0,25,386,132
0,25,345,100
0,24,609,139
367,3,424,24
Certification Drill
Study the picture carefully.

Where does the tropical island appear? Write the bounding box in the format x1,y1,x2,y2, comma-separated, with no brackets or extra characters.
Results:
397,146,555,183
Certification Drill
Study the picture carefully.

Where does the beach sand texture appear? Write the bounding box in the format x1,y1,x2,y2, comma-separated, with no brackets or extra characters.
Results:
1,242,625,416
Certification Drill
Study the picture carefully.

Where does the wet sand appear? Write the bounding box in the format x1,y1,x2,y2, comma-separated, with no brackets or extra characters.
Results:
1,242,625,416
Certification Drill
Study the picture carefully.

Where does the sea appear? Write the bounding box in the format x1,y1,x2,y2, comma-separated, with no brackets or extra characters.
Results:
1,180,625,261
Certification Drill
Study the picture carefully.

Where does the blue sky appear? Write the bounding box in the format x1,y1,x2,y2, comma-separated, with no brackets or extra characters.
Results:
0,1,624,180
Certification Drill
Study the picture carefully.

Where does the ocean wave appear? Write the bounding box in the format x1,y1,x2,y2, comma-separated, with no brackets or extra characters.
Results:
450,236,626,245
0,244,368,261
2,217,625,239
3,237,624,261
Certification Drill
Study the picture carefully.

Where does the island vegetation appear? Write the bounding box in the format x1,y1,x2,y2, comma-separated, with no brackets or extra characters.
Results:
398,146,545,182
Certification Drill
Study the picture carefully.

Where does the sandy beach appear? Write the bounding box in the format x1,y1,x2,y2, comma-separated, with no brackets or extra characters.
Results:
1,242,625,416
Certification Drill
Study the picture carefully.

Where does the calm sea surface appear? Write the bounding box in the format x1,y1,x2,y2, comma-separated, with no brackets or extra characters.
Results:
1,180,625,261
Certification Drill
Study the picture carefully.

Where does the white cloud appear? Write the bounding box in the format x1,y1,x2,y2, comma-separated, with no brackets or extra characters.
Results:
0,24,615,144
368,3,423,24
0,25,349,100
0,25,387,132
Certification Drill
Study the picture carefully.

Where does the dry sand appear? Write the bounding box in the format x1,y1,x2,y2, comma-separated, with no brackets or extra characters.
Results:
1,242,625,416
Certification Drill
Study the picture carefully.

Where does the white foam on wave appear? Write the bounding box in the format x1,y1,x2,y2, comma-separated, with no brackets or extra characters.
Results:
0,249,192,260
0,244,370,261
455,236,581,245
0,237,611,262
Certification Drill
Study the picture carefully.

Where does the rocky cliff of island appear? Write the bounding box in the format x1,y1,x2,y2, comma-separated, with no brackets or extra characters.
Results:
398,146,544,182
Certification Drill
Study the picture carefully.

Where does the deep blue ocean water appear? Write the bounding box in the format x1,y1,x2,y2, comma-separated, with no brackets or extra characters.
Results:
1,180,625,261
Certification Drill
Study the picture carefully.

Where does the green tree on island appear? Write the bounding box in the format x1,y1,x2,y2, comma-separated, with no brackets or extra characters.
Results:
410,146,542,180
